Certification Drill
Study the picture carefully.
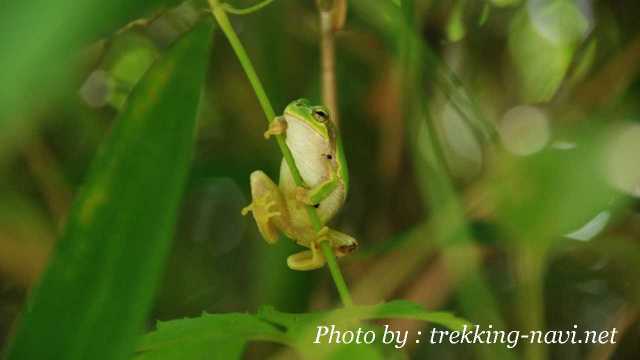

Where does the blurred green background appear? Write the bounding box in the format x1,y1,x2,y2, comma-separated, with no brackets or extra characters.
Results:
1,0,640,359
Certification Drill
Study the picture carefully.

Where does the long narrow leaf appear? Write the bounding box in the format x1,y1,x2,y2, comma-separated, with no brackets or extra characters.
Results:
6,21,213,360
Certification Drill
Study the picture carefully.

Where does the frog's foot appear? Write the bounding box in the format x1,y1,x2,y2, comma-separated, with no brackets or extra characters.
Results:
243,170,287,244
242,196,281,244
317,226,358,258
241,200,280,218
263,116,288,139
240,204,253,216
287,243,325,271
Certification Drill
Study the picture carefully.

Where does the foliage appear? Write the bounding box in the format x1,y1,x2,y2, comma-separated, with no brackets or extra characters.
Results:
5,21,213,360
1,0,640,359
135,300,468,359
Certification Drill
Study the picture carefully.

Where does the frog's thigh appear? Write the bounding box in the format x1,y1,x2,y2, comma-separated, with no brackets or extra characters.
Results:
244,170,287,244
287,244,326,271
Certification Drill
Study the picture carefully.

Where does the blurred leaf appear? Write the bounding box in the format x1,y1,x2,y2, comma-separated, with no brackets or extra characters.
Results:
567,39,598,87
81,33,161,110
107,34,161,109
437,101,484,180
0,0,181,128
445,0,499,42
509,0,589,102
491,0,521,7
446,0,467,42
6,21,213,360
327,345,385,360
528,0,589,45
479,2,491,26
489,127,615,246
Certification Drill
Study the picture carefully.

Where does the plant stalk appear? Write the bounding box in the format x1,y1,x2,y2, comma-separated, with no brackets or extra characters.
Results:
315,0,352,307
321,241,353,306
318,9,338,123
209,0,352,307
221,0,275,15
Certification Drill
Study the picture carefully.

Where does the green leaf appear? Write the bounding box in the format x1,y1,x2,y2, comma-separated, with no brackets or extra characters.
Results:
135,313,286,360
364,300,471,329
6,21,214,360
259,301,468,359
327,344,386,360
259,300,470,334
508,1,589,102
134,301,467,359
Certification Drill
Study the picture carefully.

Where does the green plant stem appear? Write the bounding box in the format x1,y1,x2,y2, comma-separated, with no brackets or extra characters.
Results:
222,0,276,15
320,241,353,306
209,0,353,307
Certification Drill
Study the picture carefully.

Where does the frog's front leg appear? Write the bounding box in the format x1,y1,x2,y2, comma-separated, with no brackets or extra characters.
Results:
241,170,288,244
263,116,287,139
295,173,340,206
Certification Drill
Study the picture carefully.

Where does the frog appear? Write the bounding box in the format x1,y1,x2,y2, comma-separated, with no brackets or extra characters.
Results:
241,98,358,271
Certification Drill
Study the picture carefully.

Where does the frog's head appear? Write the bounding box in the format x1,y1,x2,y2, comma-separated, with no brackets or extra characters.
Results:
284,98,336,145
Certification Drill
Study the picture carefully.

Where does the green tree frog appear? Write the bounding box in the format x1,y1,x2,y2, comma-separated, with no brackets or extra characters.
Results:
242,99,358,271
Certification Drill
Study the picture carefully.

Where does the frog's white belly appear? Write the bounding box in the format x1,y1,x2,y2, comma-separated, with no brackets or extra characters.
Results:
279,115,345,225
283,116,329,186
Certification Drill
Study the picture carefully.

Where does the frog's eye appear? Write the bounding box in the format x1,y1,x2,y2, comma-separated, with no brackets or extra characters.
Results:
313,109,329,122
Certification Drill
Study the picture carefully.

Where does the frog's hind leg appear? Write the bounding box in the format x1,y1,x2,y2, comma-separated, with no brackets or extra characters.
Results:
242,170,287,244
317,227,358,257
287,243,326,271
285,228,357,271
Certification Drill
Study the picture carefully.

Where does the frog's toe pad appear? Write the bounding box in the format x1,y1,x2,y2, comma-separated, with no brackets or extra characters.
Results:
241,204,253,216
245,199,281,244
287,250,325,271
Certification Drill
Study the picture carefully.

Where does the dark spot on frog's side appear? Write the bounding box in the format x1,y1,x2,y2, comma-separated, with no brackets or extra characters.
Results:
313,204,320,208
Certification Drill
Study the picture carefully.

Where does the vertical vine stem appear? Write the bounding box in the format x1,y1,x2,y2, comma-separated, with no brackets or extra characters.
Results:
317,5,338,124
315,0,352,306
208,0,353,307
320,242,353,306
